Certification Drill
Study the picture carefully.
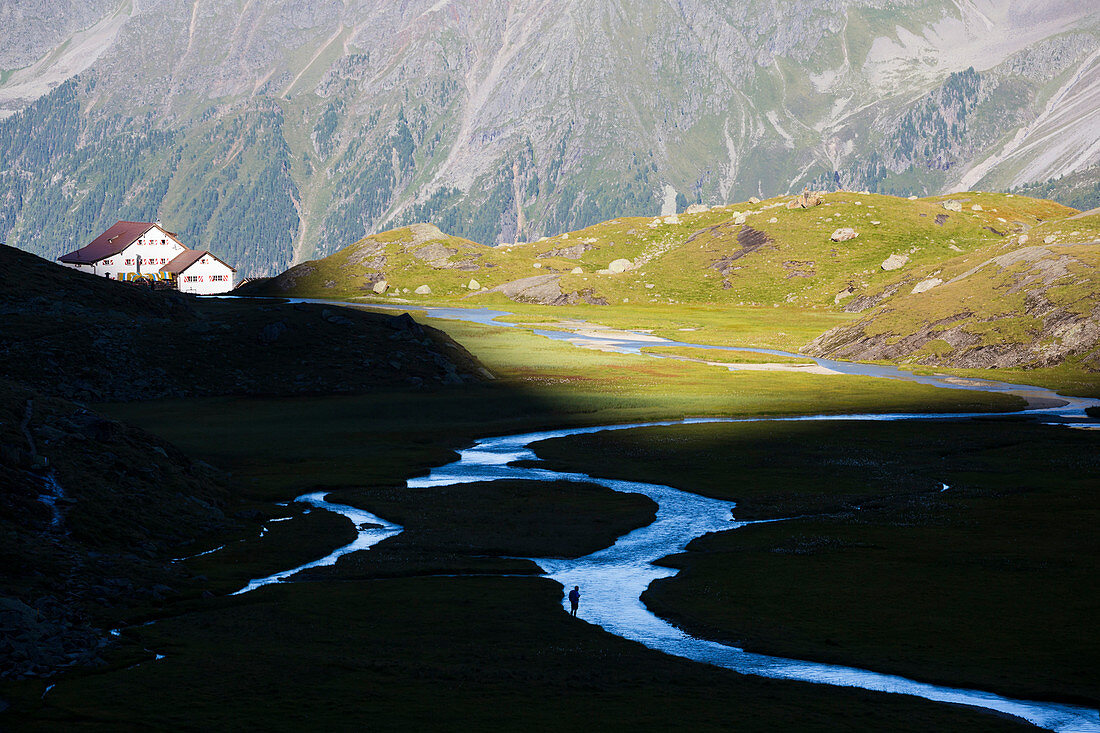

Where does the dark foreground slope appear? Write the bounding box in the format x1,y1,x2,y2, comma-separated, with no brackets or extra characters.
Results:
0,245,484,402
0,246,486,683
0,381,230,682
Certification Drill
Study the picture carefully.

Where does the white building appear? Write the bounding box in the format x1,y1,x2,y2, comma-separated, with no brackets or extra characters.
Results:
162,250,237,295
58,221,236,293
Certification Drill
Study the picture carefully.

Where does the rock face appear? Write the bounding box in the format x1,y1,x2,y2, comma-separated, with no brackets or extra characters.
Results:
881,254,910,271
830,227,859,242
911,277,943,294
485,274,606,306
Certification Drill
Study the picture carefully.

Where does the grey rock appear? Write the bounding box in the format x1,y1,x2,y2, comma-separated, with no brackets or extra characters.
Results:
881,254,909,271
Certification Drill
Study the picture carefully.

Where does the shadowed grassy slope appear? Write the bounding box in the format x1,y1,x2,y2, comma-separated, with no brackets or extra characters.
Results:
3,579,1035,732
98,315,1022,501
529,419,1100,705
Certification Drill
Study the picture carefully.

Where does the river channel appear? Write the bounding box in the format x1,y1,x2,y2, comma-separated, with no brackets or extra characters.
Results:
242,301,1099,732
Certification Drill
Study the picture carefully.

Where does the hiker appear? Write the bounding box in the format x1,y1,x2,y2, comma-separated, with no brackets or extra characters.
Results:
568,586,580,616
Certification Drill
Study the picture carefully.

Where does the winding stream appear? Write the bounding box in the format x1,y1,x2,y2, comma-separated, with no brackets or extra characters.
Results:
234,301,1099,731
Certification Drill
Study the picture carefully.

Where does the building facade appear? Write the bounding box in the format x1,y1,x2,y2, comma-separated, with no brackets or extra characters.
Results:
58,221,236,293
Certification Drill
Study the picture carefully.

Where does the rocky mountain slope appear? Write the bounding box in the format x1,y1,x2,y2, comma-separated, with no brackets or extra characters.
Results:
804,209,1100,370
0,1,1097,276
258,191,1100,372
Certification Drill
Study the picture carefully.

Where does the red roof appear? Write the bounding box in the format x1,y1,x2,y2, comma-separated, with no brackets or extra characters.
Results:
58,221,182,264
160,250,236,274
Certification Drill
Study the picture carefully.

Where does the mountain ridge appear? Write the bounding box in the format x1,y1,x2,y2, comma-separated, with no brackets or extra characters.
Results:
1,1,1098,276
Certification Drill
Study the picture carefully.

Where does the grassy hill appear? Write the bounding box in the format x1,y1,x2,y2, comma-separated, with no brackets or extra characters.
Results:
805,210,1100,371
254,191,1099,373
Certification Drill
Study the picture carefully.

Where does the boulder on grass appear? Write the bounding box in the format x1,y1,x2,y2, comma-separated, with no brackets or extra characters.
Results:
414,285,432,295
830,228,859,242
881,254,909,271
911,278,943,294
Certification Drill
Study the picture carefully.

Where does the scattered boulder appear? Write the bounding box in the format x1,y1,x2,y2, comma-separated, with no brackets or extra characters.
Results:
685,204,709,214
258,321,288,344
749,196,761,204
1044,235,1058,244
663,214,681,225
607,259,633,274
571,267,583,274
467,279,481,291
881,254,909,271
942,200,963,212
787,188,823,209
911,278,943,294
372,280,388,294
734,214,747,225
414,285,432,295
830,228,859,242
1019,235,1029,245
971,204,983,211
835,287,855,304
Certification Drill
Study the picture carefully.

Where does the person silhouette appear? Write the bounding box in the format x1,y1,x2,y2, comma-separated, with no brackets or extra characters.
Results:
568,586,580,616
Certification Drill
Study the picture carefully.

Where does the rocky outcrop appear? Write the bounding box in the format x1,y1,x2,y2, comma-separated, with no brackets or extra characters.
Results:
911,277,943,294
485,275,606,306
538,243,595,259
881,254,909,270
806,243,1100,370
787,189,824,209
